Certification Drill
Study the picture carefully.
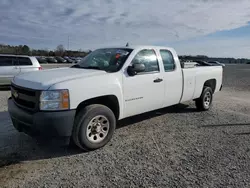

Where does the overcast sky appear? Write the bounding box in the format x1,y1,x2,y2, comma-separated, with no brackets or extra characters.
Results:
1,0,250,58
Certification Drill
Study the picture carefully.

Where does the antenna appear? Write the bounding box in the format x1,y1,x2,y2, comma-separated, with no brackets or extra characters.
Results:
126,42,129,47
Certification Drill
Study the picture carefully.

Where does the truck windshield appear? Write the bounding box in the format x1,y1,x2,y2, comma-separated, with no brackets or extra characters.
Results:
71,48,133,72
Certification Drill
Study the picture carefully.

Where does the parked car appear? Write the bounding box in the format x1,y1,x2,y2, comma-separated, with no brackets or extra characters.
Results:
69,57,79,63
64,57,75,64
208,61,225,67
75,57,82,63
36,57,48,64
46,57,58,63
55,56,67,63
193,60,212,66
8,45,223,151
69,57,77,63
0,54,42,85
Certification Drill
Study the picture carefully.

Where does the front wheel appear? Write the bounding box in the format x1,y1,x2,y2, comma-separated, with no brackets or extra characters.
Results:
195,87,213,111
72,104,116,151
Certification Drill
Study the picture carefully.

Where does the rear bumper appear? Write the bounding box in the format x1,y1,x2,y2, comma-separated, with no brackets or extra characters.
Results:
8,98,76,138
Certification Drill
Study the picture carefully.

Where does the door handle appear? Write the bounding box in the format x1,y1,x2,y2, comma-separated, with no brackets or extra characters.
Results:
153,78,163,83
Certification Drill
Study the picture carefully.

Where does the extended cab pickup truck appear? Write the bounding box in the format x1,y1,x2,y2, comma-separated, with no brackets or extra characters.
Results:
8,46,223,151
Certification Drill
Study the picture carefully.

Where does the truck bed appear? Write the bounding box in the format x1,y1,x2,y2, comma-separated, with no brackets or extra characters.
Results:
180,66,223,103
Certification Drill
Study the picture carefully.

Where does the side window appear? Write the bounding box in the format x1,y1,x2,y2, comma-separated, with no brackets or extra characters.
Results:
18,57,32,66
0,56,14,66
160,50,175,71
131,49,159,73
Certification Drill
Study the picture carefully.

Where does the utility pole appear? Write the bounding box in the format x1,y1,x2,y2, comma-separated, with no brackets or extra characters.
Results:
68,35,70,51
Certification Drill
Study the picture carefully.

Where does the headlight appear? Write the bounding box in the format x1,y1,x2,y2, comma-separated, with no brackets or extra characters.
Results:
40,90,69,111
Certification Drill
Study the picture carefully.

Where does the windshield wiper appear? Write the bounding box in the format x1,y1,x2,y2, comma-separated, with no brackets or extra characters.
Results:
71,65,105,71
71,64,81,68
81,66,102,70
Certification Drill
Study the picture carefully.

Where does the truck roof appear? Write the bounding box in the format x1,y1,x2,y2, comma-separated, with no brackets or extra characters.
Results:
97,45,174,51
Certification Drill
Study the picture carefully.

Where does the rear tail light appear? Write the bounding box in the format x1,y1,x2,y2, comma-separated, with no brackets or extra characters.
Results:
38,66,42,70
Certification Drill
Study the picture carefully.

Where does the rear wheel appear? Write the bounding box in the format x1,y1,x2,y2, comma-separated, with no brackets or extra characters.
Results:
195,87,213,111
72,104,116,151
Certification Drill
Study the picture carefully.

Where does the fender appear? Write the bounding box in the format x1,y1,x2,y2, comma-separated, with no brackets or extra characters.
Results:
49,72,125,119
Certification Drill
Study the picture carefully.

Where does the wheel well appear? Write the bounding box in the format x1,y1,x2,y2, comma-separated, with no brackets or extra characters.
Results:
204,79,216,93
75,95,120,120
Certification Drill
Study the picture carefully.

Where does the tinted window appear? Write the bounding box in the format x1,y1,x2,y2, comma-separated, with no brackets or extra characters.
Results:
0,56,14,66
160,50,175,71
18,57,32,66
131,49,159,73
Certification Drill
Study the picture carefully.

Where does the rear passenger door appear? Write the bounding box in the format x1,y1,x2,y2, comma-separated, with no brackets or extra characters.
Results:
17,57,34,73
158,49,183,107
0,56,20,84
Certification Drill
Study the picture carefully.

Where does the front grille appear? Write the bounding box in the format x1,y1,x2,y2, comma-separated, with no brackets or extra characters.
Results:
14,97,35,108
11,83,39,111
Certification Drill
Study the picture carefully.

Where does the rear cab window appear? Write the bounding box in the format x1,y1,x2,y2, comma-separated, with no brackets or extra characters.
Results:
159,50,176,71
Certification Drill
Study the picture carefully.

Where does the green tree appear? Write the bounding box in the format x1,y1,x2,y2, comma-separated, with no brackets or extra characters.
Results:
49,51,55,56
22,45,30,54
56,44,65,56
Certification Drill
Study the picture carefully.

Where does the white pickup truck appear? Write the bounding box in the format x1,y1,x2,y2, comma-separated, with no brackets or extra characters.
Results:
8,45,223,151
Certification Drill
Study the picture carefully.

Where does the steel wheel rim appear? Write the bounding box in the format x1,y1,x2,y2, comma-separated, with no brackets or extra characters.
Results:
86,115,110,143
204,92,211,107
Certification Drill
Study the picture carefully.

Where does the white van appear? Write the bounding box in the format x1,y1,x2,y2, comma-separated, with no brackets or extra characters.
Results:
0,54,42,85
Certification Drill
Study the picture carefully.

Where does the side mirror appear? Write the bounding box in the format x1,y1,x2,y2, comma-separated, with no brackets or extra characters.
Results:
127,63,145,76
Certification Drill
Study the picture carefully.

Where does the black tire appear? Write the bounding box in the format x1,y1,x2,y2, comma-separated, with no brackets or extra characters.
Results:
72,104,116,151
195,87,213,111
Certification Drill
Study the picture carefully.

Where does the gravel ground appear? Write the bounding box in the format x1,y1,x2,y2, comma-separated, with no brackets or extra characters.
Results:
0,64,250,188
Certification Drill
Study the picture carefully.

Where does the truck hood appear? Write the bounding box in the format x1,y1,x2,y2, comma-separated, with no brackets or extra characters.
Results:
13,67,107,90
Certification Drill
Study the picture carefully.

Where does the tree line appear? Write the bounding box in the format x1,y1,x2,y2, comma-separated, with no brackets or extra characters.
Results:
0,43,249,64
0,44,91,57
179,55,250,64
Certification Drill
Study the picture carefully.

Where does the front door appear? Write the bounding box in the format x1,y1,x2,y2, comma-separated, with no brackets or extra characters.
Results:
123,49,164,118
